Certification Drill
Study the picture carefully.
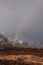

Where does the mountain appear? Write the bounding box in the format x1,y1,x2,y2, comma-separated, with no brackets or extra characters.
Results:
13,39,43,48
38,40,43,48
0,33,13,48
0,33,43,48
29,40,43,48
13,40,29,48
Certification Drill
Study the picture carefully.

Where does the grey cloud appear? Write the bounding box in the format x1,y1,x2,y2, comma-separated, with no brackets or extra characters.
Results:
0,0,43,41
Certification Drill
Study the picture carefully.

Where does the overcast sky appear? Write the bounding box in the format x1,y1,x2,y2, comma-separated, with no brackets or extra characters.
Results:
0,0,43,42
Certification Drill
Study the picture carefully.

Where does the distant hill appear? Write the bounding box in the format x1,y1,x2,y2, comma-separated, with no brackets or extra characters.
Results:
13,40,43,48
0,33,43,49
30,40,43,48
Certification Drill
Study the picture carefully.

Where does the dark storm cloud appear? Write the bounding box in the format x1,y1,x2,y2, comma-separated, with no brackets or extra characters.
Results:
0,0,43,41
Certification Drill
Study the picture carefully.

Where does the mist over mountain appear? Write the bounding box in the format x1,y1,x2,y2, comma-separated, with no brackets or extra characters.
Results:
12,39,43,48
0,33,43,48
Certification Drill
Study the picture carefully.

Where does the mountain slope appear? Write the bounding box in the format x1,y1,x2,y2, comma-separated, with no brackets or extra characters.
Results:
0,33,12,48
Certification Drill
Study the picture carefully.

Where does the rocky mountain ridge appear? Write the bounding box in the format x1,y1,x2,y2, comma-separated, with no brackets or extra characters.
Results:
0,33,43,48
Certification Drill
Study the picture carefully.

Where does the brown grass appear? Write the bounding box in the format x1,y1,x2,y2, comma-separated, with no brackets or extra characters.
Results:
0,48,43,65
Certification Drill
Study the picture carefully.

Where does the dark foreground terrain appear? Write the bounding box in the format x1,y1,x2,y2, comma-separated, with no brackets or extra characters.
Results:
0,60,42,65
0,48,43,65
